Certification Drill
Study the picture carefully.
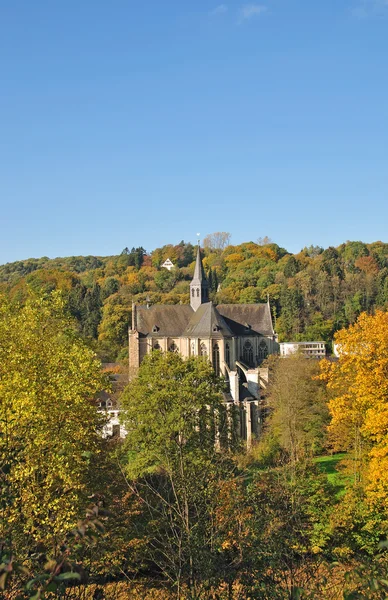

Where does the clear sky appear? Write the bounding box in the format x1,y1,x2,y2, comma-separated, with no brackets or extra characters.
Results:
1,0,387,264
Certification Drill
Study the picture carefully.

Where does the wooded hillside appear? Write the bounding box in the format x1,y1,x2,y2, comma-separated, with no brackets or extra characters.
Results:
1,237,387,360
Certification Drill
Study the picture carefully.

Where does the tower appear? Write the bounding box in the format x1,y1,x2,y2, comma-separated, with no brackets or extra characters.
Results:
190,245,209,311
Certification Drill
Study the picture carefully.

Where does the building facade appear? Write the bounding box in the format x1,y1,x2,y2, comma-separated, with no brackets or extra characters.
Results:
279,341,326,358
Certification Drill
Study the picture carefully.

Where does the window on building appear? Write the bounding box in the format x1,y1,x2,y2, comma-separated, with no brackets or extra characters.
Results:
191,342,195,355
191,288,195,297
243,340,253,366
200,343,207,356
153,342,161,351
258,339,268,360
197,288,200,297
169,342,178,353
212,343,220,376
225,343,230,368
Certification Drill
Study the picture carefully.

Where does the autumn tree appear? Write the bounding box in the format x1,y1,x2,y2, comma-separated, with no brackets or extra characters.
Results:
0,293,106,564
321,310,388,506
97,292,132,360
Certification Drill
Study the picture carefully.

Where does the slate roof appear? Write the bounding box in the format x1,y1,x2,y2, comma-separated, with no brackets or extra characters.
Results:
192,245,207,282
183,302,234,339
135,304,193,337
134,301,274,339
217,303,274,337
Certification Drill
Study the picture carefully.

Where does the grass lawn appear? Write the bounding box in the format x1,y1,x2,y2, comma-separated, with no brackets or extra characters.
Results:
314,453,353,497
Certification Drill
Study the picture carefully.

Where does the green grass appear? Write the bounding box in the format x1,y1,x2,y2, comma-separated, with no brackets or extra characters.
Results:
314,453,353,497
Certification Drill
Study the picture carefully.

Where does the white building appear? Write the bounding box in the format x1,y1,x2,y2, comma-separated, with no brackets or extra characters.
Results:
279,341,326,358
97,365,127,439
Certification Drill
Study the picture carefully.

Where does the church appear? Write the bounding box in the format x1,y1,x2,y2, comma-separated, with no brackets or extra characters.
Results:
129,245,279,443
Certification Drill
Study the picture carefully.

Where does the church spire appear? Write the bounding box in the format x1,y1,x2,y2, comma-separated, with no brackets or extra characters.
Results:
190,245,209,311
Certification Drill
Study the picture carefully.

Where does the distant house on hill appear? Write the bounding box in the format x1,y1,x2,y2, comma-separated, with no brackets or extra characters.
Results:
129,245,280,444
161,258,174,271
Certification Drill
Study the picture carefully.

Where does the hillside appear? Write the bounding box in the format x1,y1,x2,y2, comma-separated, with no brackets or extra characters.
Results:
1,238,388,361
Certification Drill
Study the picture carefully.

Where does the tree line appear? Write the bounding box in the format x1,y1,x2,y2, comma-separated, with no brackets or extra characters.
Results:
1,237,388,360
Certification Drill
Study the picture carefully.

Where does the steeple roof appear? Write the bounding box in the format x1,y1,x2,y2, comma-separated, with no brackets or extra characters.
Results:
190,245,209,311
192,244,207,282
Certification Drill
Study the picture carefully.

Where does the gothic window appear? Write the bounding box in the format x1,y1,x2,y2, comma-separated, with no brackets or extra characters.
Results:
191,342,195,356
243,340,253,367
169,342,178,353
153,342,161,351
196,288,200,297
258,339,268,360
212,343,220,376
200,343,207,356
191,288,195,297
225,343,230,368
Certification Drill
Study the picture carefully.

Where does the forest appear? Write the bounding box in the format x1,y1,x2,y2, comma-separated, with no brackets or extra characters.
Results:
1,236,388,598
1,293,388,599
1,234,388,360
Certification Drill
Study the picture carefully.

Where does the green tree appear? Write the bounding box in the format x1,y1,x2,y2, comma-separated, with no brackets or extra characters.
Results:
265,355,330,463
83,282,102,338
119,352,235,598
101,276,120,300
284,256,300,278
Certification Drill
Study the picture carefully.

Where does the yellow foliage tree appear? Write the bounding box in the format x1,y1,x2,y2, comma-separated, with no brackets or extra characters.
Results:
320,310,388,505
224,252,245,266
0,293,106,553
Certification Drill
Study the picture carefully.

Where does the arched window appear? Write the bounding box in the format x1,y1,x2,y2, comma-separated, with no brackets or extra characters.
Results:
225,343,230,368
153,342,161,351
258,339,268,360
191,288,195,297
243,340,253,367
200,343,207,356
196,288,200,297
212,343,220,376
191,342,195,356
169,342,178,353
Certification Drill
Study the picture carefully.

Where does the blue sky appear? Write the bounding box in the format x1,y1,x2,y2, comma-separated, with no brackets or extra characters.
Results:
0,0,387,263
